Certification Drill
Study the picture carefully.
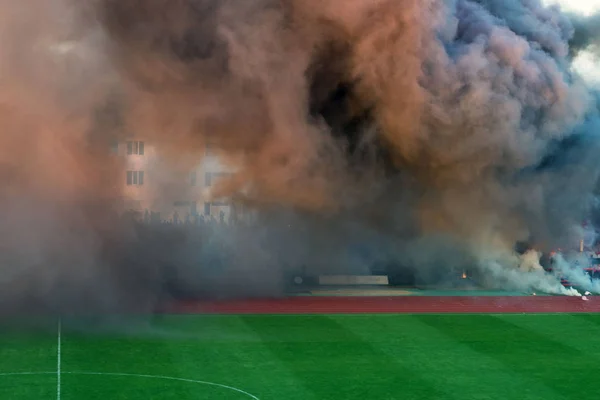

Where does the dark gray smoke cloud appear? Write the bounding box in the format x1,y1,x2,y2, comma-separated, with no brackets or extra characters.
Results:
569,11,600,56
0,0,599,312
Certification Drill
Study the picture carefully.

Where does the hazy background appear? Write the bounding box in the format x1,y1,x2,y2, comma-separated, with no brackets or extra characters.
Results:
0,0,599,313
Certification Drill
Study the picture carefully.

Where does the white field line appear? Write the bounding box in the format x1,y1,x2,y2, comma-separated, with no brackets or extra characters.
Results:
0,371,259,399
57,319,62,400
64,372,260,399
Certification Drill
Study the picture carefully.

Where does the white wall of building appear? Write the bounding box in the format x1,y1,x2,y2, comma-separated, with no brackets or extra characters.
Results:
116,138,236,222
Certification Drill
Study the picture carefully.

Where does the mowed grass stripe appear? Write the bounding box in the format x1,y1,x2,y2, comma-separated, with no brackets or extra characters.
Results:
0,374,57,400
414,314,595,399
61,321,199,400
333,314,564,400
0,319,60,400
568,313,600,328
155,315,316,400
52,315,313,400
495,314,600,364
240,315,348,400
242,315,456,400
0,320,58,374
61,315,273,399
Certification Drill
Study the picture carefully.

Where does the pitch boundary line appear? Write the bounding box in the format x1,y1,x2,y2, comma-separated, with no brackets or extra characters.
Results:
0,371,259,399
57,319,61,400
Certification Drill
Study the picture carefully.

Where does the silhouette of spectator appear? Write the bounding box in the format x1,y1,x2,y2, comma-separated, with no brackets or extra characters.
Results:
173,210,180,224
228,212,236,226
219,210,225,224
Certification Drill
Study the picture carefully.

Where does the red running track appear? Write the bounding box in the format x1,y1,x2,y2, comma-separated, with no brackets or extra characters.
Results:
166,296,600,314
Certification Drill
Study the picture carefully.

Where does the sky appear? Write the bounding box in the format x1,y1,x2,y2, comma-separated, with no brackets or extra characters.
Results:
545,0,600,15
546,0,600,83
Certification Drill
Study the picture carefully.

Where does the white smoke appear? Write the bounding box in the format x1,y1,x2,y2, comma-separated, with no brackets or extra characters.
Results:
552,252,600,293
473,246,581,296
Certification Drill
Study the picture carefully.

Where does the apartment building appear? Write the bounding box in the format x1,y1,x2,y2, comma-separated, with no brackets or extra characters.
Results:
116,138,235,221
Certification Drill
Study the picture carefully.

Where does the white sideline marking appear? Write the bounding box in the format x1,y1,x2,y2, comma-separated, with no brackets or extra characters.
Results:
57,319,62,400
0,371,259,399
0,372,55,376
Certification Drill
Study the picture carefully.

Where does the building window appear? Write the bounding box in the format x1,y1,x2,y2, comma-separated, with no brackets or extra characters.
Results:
126,141,145,155
110,141,119,154
190,171,197,186
126,171,144,186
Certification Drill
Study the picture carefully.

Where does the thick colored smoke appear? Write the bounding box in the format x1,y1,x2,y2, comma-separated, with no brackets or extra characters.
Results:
0,0,599,312
570,10,600,56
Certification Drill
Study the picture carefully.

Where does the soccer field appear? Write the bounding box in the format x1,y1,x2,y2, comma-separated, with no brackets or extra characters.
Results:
1,312,600,400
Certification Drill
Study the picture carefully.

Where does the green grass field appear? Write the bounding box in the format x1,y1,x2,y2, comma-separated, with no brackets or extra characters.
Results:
1,313,599,399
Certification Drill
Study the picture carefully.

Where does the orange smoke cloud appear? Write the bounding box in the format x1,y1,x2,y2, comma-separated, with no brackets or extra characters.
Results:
0,0,599,306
